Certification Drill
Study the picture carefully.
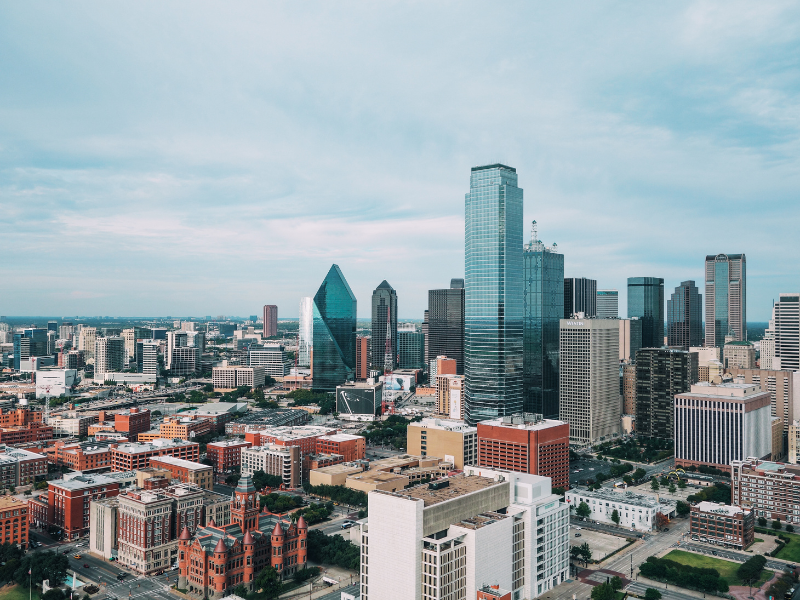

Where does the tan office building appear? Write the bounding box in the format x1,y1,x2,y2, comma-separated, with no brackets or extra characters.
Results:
729,368,800,440
407,418,477,469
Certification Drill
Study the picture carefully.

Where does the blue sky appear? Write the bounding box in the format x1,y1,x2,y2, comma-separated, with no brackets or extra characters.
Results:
1,2,798,320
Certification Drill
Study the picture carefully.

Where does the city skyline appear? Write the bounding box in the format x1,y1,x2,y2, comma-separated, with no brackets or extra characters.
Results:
2,4,799,319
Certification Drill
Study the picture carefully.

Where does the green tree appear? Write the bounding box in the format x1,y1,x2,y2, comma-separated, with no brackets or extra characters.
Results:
576,501,591,519
633,468,647,481
659,476,668,486
644,589,662,600
253,565,283,599
611,509,620,525
668,483,676,494
651,478,660,492
787,524,795,533
578,542,592,565
610,576,623,592
676,501,690,517
773,519,783,530
737,555,767,583
591,582,615,600
677,478,687,489
758,516,767,527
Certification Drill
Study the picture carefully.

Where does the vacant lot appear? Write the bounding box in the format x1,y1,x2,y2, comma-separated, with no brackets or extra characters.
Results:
663,550,772,587
571,527,630,561
765,529,800,562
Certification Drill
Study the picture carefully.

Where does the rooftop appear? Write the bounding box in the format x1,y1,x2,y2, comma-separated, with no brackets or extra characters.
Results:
410,418,477,433
480,413,567,431
193,402,248,415
569,486,677,510
51,474,117,491
382,473,504,507
207,439,252,448
453,511,508,530
150,455,210,470
694,502,749,516
0,496,27,510
310,462,365,476
113,439,198,454
253,425,337,441
682,382,766,399
323,433,364,443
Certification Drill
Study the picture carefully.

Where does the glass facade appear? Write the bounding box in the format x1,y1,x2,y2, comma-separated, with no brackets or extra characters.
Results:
13,328,48,370
312,265,357,391
370,281,397,371
397,330,425,370
523,230,564,418
705,254,746,349
627,277,664,349
596,290,619,318
464,164,524,424
427,281,465,374
298,297,313,368
563,277,597,318
666,280,702,350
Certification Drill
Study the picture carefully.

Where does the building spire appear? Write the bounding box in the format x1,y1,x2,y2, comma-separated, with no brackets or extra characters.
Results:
531,220,538,244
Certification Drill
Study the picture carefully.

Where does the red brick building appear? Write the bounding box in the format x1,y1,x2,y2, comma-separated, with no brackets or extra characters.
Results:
0,422,54,445
0,447,48,486
150,456,213,489
206,440,252,473
114,408,151,442
476,415,570,489
28,473,119,539
0,408,43,427
178,474,307,598
0,497,29,549
49,440,113,472
314,434,365,462
111,439,200,471
244,426,336,457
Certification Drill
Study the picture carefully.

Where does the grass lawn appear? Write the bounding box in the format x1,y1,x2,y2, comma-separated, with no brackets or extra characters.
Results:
663,550,772,587
769,530,800,562
0,585,42,600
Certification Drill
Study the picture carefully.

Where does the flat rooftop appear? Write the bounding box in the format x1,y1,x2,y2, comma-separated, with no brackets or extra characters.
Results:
51,474,117,490
410,418,477,433
113,439,197,454
207,439,252,448
0,496,27,510
312,463,365,476
370,454,439,472
348,471,408,485
569,487,677,510
683,382,765,399
387,473,504,507
480,414,567,431
454,511,509,530
323,433,363,443
254,425,337,441
150,455,210,470
695,501,749,516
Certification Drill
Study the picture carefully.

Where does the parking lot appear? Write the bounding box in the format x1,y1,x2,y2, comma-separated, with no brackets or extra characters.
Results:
570,526,631,561
570,458,618,486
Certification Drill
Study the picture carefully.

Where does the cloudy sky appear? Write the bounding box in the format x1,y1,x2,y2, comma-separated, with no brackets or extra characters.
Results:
2,2,798,320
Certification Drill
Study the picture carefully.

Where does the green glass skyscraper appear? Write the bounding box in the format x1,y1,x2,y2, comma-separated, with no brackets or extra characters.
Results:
312,264,357,391
464,164,524,424
627,277,664,349
523,221,564,418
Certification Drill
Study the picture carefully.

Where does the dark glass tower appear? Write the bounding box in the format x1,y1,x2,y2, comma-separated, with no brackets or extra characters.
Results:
563,277,597,318
13,328,48,370
312,265,357,391
370,281,397,371
464,164,524,424
427,279,465,374
635,348,698,439
705,253,747,350
523,221,564,418
667,281,702,350
627,277,665,349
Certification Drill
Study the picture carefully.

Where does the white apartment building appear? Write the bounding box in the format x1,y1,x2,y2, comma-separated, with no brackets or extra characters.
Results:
565,487,676,531
79,327,97,360
249,346,289,377
359,466,569,600
95,336,125,376
559,318,621,445
240,444,301,488
212,364,266,390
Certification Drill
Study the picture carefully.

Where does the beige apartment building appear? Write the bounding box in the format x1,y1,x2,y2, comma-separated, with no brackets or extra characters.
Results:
407,418,477,469
436,374,464,419
724,341,756,370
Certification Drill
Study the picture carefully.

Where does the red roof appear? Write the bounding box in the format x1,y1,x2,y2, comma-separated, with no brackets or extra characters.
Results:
214,538,227,554
272,522,284,537
179,526,192,541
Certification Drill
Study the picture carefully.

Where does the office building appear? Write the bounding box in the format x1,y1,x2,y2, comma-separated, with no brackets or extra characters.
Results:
355,335,369,380
618,318,643,363
94,336,125,376
136,340,159,375
769,294,800,370
430,355,456,381
464,164,524,424
731,459,800,522
398,325,425,370
667,281,702,350
114,408,151,442
789,421,800,464
724,341,756,369
0,447,47,486
110,439,200,471
262,305,278,338
315,434,365,462
240,444,301,488
622,362,636,415
675,383,772,472
36,368,78,399
298,297,313,368
427,279,465,375
596,290,619,319
564,487,676,532
79,327,97,360
89,497,119,560
206,440,252,473
0,497,28,549
436,374,464,419
476,414,569,489
370,280,398,371
728,368,800,440
178,475,308,596
407,418,477,469
523,221,564,418
12,328,48,370
358,466,569,600
563,277,597,318
312,265,357,391
559,318,620,445
689,502,754,549
249,345,289,377
212,364,266,390
150,456,213,490
635,348,698,440
705,253,747,349
627,277,664,349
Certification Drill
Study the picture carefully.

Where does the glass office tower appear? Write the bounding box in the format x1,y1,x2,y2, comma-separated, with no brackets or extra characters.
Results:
13,328,48,370
464,164,524,424
427,279,465,374
312,265,357,391
523,221,564,418
667,281,702,350
298,297,313,368
627,277,664,349
705,253,747,350
370,280,398,371
563,277,597,318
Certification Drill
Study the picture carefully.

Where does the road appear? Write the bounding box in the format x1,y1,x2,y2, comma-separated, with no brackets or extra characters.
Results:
571,517,646,539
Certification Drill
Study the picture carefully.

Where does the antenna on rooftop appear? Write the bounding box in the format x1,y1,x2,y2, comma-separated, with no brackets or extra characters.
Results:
531,220,538,244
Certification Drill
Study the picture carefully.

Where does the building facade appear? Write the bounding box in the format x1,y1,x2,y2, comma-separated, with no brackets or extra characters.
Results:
523,221,564,418
619,318,643,363
407,418,477,469
206,440,252,474
111,439,200,471
728,368,800,442
667,280,702,350
398,327,425,370
355,335,369,380
464,164,524,424
770,294,800,370
262,305,278,338
436,374,464,420
370,280,398,371
0,497,29,549
731,459,800,522
596,290,619,319
724,341,756,369
627,277,664,349
705,253,747,350
427,280,465,375
635,348,698,440
95,336,125,376
565,487,676,532
150,456,213,490
563,277,597,318
312,265,357,391
240,445,301,488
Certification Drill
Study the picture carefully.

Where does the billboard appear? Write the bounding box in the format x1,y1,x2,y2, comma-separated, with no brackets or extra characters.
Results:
336,384,382,416
381,373,415,391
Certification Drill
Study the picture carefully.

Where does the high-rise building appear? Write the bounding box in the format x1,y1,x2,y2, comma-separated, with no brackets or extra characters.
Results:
667,281,702,350
312,265,357,391
705,253,747,350
12,328,48,370
563,277,597,318
770,294,800,371
397,325,424,370
95,337,125,376
596,290,618,319
47,321,58,333
635,348,698,440
619,318,643,363
427,279,465,375
136,340,159,375
728,368,800,441
627,277,664,349
79,327,97,360
622,362,636,415
370,281,397,370
298,297,313,368
355,335,369,380
559,318,620,445
166,331,189,372
262,305,278,339
522,220,564,418
723,341,756,370
464,164,523,424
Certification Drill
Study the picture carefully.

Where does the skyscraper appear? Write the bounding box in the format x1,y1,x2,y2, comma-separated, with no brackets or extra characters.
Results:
370,281,397,371
312,265,357,391
397,324,425,370
426,279,465,375
523,220,564,418
667,281,702,350
770,294,799,371
298,297,313,368
705,253,747,350
12,328,48,370
262,305,278,338
95,336,125,376
627,277,664,349
596,290,619,318
635,348,698,440
563,277,597,318
464,164,524,424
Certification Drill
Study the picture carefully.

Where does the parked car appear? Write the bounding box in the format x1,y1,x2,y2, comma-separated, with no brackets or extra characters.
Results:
575,533,582,537
73,554,82,559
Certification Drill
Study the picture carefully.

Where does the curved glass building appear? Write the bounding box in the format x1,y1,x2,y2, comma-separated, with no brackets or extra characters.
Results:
312,264,357,391
464,164,524,424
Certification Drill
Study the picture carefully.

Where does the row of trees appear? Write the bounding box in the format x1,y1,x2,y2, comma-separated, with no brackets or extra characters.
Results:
639,556,729,593
231,564,319,600
259,493,303,514
303,483,368,507
0,544,70,591
307,529,360,571
286,389,336,415
686,483,731,505
757,516,796,533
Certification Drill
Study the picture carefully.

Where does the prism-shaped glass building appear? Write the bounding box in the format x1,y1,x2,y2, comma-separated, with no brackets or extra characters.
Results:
312,264,357,391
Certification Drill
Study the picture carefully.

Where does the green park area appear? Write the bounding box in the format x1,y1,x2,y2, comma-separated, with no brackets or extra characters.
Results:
663,550,772,587
0,585,41,600
759,528,800,562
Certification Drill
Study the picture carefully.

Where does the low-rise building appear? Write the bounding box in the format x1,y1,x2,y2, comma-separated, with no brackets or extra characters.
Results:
241,445,301,488
0,447,47,486
156,416,213,441
314,433,365,462
111,439,200,471
690,502,754,550
225,408,309,435
149,455,213,490
0,422,54,445
732,459,800,522
46,413,96,438
206,440,252,474
407,418,477,469
564,487,677,531
308,462,365,487
212,364,266,391
0,497,29,549
50,440,113,472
